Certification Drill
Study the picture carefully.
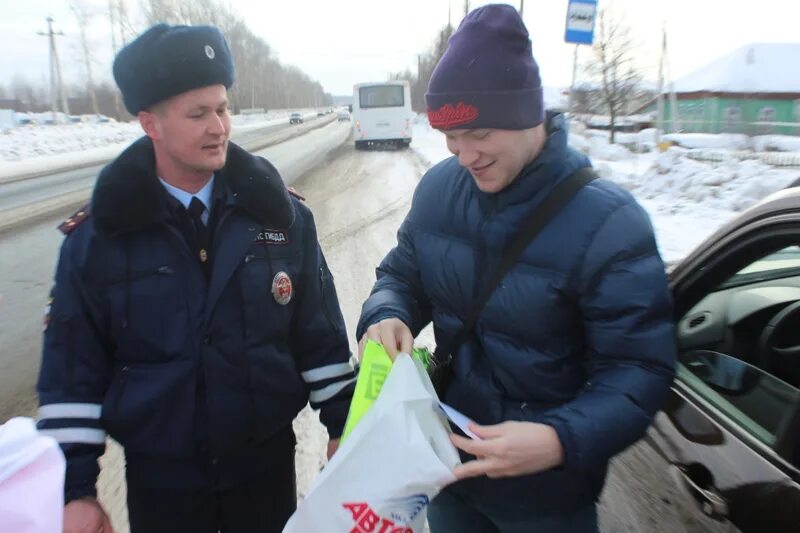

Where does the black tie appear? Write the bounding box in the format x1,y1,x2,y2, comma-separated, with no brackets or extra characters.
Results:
188,197,210,268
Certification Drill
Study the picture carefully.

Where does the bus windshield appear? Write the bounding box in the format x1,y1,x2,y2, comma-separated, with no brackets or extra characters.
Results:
358,86,405,109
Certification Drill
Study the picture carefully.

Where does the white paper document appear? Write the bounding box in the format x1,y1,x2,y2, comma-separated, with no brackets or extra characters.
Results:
435,401,481,440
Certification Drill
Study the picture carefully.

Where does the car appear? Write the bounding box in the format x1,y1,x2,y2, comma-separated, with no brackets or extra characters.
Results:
636,187,800,532
337,110,350,122
289,112,303,124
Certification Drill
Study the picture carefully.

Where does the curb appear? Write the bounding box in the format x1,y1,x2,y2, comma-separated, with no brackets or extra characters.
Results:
0,160,110,186
0,187,91,235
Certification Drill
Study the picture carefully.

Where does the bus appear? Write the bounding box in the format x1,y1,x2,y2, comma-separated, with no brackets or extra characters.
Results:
352,81,413,149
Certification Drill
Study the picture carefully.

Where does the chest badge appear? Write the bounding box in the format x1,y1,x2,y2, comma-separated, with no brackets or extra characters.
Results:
272,271,293,305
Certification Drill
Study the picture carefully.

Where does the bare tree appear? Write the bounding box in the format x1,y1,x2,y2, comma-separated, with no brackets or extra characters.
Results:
142,0,328,110
11,75,38,111
71,0,101,115
391,23,454,112
585,7,642,143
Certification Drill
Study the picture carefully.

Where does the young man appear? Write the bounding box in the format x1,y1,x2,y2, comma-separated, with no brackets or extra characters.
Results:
37,24,354,533
357,5,676,532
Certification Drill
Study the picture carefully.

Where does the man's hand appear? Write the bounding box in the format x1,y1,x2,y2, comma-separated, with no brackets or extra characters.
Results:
360,318,413,360
64,497,114,533
451,421,564,480
327,438,340,460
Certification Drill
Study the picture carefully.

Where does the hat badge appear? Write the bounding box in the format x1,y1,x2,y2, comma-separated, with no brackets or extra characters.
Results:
204,45,215,59
272,271,293,306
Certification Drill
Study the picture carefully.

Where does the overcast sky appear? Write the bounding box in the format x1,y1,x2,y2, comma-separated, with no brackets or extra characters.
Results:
1,0,798,96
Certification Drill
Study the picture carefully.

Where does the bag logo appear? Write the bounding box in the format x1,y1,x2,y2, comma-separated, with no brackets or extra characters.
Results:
427,102,479,130
272,271,293,305
343,495,429,532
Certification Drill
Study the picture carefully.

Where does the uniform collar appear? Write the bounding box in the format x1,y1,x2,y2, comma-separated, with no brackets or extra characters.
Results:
159,175,215,213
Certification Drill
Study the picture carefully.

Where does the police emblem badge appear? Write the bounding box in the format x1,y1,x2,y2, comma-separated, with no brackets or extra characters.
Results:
272,271,293,305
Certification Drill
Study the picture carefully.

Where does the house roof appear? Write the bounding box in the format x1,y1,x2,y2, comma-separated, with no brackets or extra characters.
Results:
671,43,800,94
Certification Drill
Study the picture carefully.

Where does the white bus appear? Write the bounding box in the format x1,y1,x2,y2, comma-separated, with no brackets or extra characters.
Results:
352,81,413,149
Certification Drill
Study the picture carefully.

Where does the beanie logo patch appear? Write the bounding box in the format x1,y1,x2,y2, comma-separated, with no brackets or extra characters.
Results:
205,45,215,59
428,102,479,130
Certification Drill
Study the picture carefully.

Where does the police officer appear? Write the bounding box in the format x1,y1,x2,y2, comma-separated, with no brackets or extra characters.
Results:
36,24,355,533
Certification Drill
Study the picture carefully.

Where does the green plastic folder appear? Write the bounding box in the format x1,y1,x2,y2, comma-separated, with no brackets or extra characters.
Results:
340,341,433,442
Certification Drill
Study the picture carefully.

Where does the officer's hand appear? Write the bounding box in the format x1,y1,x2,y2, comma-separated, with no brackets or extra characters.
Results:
361,318,413,360
327,438,340,460
64,496,114,533
450,421,564,480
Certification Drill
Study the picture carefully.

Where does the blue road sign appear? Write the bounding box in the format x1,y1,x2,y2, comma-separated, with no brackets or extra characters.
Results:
565,0,598,45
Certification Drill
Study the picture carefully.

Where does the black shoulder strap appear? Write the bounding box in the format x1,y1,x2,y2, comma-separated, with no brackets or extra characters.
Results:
434,167,598,362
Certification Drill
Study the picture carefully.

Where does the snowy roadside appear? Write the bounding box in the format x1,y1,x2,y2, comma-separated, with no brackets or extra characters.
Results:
0,110,320,182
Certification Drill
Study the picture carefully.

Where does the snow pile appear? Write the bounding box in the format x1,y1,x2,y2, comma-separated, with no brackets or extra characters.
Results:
752,135,800,153
569,130,633,161
613,147,799,213
1,121,142,162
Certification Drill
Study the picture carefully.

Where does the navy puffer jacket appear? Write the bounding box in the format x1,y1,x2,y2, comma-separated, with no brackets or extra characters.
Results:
358,113,676,511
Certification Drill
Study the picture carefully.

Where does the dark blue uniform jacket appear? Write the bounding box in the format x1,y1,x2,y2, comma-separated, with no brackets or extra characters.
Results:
38,138,354,500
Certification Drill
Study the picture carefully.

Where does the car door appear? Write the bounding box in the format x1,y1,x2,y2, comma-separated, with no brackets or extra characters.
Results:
645,201,800,532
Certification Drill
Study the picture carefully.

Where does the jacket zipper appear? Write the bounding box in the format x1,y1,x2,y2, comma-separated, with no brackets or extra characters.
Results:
101,265,174,287
109,364,130,417
319,266,338,328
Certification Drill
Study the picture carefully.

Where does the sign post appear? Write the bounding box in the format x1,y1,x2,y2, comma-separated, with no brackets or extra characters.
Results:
564,0,598,115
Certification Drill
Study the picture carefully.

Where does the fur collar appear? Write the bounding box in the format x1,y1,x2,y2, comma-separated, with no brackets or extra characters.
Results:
91,136,295,235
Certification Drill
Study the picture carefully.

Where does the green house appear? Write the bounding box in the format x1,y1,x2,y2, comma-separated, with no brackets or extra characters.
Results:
642,43,800,135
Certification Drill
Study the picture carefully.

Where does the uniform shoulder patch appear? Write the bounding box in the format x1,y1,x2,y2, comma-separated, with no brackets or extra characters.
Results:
287,186,306,201
58,204,90,235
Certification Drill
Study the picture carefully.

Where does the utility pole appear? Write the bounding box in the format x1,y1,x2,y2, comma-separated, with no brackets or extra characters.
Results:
109,0,123,119
448,2,452,29
464,0,469,17
662,26,681,133
520,0,525,16
117,0,130,47
568,45,579,115
38,17,69,123
656,24,665,143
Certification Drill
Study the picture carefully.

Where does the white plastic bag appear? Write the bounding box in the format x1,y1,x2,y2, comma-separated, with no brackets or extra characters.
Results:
284,354,460,533
0,417,65,533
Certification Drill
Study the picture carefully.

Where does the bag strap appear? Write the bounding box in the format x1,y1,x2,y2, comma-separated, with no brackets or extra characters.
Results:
433,166,598,362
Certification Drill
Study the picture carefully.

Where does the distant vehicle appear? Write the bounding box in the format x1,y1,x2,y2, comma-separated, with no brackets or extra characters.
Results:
352,80,412,149
289,112,303,124
317,110,325,116
337,110,350,122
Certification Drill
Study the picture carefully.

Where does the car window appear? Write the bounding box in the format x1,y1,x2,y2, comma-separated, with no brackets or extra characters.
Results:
679,350,800,465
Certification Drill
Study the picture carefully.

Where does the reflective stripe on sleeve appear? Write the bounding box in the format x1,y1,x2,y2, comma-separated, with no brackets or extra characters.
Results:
309,377,356,403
